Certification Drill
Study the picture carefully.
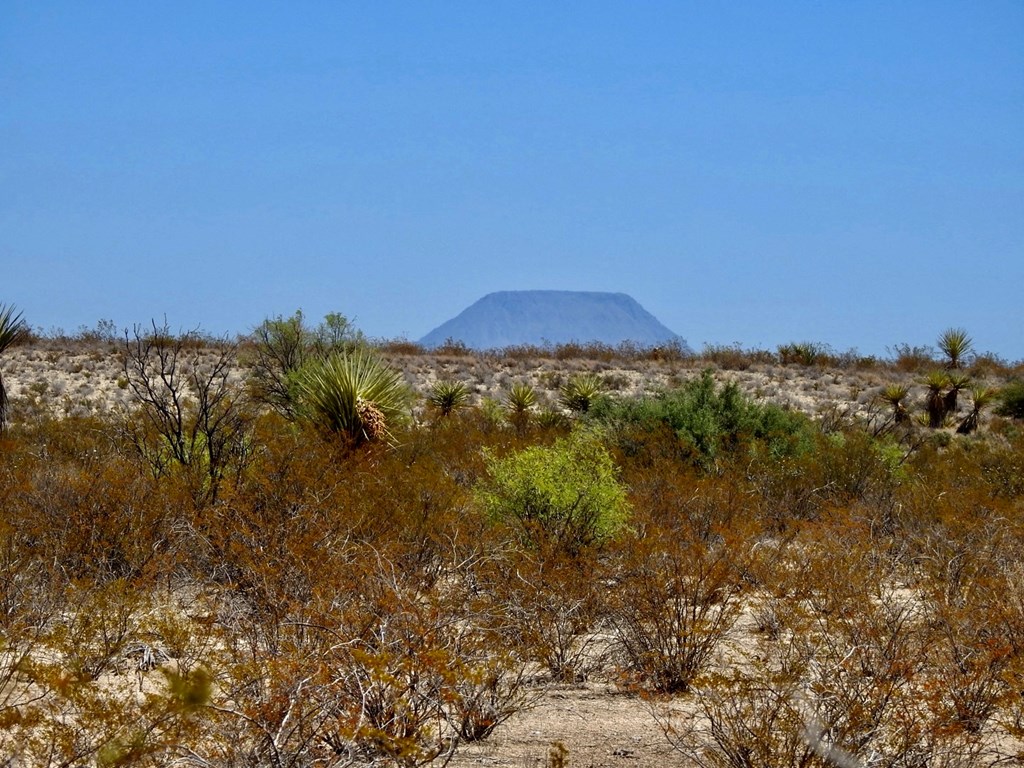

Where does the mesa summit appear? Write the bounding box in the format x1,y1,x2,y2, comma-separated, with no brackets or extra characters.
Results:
419,290,688,351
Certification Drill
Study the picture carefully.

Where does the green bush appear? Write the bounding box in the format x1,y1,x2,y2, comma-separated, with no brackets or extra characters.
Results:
587,370,813,466
777,341,829,366
996,380,1024,419
475,430,630,551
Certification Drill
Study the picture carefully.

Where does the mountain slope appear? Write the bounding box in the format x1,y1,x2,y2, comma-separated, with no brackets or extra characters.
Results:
419,290,685,350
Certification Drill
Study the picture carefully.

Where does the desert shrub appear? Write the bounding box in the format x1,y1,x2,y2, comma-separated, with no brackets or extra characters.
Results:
654,518,1008,767
699,342,774,371
608,522,747,694
475,430,630,552
432,337,474,356
199,557,533,767
890,342,937,373
476,542,609,683
377,337,424,355
6,424,177,581
748,430,909,532
777,341,830,367
588,370,814,468
996,380,1024,419
242,309,364,416
832,348,880,370
121,321,254,505
969,351,1014,378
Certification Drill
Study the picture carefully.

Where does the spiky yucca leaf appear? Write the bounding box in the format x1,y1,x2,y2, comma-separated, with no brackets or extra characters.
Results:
880,384,910,406
0,304,30,431
428,380,470,417
969,386,997,410
559,374,606,414
504,382,537,415
938,328,973,370
923,371,950,392
919,371,951,429
297,350,411,445
957,386,998,435
943,372,972,415
879,384,911,424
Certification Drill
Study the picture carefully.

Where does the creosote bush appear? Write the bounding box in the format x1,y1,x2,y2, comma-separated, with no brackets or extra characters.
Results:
476,430,630,552
588,369,814,467
997,380,1024,419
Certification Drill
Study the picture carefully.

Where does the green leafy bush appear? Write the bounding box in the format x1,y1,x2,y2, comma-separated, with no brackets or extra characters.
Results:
996,380,1024,419
587,370,813,466
476,431,630,551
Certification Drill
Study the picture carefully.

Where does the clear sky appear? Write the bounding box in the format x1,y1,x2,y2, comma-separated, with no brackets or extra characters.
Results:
3,2,1022,359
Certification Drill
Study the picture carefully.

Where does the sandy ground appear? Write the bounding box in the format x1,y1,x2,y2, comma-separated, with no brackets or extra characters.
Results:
0,340,916,427
448,682,689,768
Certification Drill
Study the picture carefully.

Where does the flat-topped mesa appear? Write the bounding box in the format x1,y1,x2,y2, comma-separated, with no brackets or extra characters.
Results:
419,290,687,351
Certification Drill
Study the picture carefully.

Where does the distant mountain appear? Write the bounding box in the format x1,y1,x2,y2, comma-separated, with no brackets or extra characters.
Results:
419,290,687,351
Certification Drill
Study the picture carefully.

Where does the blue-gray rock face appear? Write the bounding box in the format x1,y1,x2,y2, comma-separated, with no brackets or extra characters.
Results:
419,290,686,351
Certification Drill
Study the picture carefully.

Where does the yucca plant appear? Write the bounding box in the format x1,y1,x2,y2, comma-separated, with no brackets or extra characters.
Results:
943,372,972,416
504,382,537,415
296,350,412,445
504,382,537,432
559,374,606,414
938,327,973,370
427,380,469,417
879,383,911,425
0,304,30,431
957,387,997,435
923,371,950,428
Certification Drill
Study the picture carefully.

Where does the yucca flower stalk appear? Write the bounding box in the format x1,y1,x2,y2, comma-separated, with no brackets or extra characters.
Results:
297,350,412,446
0,304,30,432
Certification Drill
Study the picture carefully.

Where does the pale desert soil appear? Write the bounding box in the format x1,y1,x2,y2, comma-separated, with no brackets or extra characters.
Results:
448,682,688,768
0,340,932,426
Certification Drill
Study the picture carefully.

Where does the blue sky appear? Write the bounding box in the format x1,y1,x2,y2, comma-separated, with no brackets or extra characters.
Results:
3,2,1022,359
